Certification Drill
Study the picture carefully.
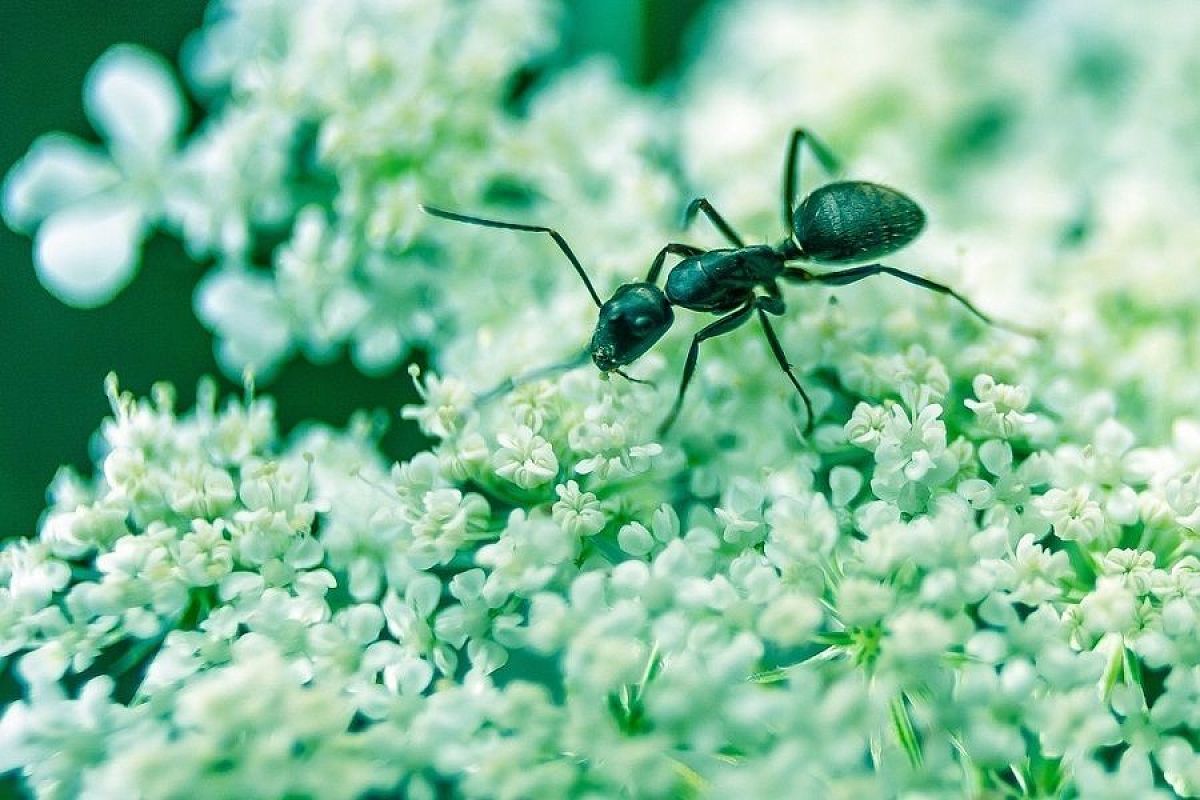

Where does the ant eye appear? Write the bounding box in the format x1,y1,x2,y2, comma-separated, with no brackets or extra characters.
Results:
632,315,654,331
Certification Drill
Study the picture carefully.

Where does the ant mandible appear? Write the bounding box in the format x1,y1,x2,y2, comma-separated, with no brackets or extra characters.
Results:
422,128,1034,436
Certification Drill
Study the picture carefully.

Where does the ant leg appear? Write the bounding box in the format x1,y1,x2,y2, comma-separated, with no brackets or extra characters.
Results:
421,204,602,308
754,300,815,435
647,243,704,284
791,263,1040,337
683,198,745,247
658,300,756,436
782,128,842,228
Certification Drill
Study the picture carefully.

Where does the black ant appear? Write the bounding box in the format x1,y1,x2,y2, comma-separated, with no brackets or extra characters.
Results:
423,128,1034,436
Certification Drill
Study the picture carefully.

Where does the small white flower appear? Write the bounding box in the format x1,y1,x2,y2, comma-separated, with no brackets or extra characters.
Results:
1096,548,1157,593
757,593,822,646
167,462,236,519
400,365,476,440
876,403,947,479
883,345,950,409
1164,471,1200,531
174,519,234,587
764,490,838,570
1075,748,1172,800
1036,487,1109,544
1,542,70,611
965,374,1036,438
1078,576,1140,636
844,402,889,450
551,480,606,537
984,534,1073,605
714,478,767,547
885,608,957,661
493,426,558,489
408,488,490,567
836,577,896,628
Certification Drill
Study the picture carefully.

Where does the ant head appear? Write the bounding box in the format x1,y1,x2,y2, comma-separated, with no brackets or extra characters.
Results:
590,283,674,372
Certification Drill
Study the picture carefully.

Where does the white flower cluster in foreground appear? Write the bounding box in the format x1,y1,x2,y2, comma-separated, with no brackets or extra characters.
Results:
11,362,1200,796
7,0,1200,797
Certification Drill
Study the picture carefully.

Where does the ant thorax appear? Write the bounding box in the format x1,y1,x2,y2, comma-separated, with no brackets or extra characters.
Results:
664,246,782,312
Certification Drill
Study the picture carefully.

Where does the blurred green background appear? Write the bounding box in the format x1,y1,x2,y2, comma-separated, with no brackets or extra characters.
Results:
0,0,705,540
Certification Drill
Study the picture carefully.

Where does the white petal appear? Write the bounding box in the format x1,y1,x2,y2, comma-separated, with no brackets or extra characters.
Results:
407,575,442,619
392,656,434,695
34,198,145,307
85,44,185,155
2,134,119,233
195,268,293,379
17,642,69,685
353,323,404,374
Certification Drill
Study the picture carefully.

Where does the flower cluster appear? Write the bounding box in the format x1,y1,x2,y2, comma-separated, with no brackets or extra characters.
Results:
7,0,1200,797
9,368,1200,797
3,0,675,380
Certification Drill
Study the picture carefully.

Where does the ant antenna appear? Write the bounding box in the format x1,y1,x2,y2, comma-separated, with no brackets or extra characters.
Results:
476,348,592,404
420,204,603,308
614,369,656,388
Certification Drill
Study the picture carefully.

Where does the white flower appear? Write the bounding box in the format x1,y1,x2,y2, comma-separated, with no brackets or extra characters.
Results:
476,510,574,602
493,426,558,489
836,577,896,629
845,402,888,450
166,462,236,518
39,500,131,559
617,521,655,556
400,365,476,440
757,593,822,646
1164,471,1200,531
714,478,767,547
174,519,234,587
884,608,957,662
1076,749,1171,800
3,45,184,305
569,395,664,480
1078,577,1140,636
1035,687,1122,760
882,345,950,409
551,480,606,537
0,677,135,796
408,487,490,567
965,374,1036,438
764,490,839,572
0,541,70,611
984,534,1073,605
1036,487,1109,545
875,403,947,482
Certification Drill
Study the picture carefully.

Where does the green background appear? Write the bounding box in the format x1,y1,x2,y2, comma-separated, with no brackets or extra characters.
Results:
0,0,705,540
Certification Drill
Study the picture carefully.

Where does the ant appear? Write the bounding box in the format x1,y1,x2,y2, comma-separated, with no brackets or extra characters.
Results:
422,128,1034,436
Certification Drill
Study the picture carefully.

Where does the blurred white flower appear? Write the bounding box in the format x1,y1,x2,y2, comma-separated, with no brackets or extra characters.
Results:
3,45,184,305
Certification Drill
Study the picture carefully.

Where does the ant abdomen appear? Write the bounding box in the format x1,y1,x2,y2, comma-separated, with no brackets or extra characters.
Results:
792,181,925,264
